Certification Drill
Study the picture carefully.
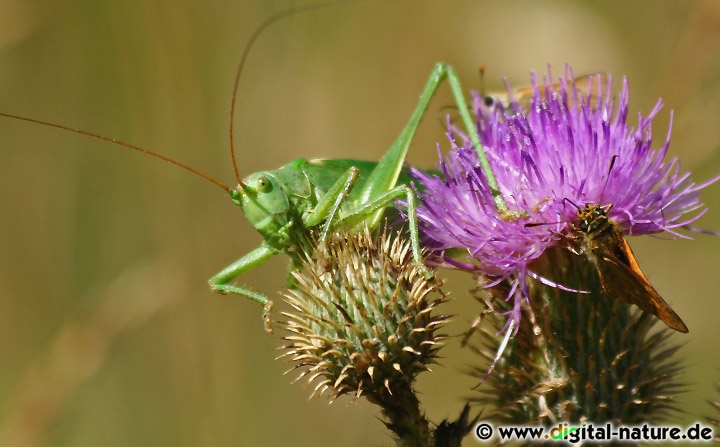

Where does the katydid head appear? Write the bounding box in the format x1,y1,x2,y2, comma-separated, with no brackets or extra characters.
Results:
231,171,292,238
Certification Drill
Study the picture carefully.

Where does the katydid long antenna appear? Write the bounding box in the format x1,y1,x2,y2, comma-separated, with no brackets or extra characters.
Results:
0,112,232,192
227,0,368,191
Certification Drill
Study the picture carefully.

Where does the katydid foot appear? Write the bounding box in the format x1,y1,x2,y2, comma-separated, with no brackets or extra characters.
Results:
416,263,438,283
262,301,274,333
209,282,275,333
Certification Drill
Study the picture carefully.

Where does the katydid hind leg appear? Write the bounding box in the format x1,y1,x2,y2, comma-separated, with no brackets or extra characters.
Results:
209,243,276,332
359,62,451,226
359,62,503,228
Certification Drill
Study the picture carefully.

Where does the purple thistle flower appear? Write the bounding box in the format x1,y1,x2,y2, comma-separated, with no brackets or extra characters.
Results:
412,65,719,340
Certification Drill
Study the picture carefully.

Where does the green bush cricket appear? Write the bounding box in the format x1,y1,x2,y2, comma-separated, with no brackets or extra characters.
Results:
0,6,503,332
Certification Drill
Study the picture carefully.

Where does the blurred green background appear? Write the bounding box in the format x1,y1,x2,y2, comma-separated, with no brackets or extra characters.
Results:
1,0,719,445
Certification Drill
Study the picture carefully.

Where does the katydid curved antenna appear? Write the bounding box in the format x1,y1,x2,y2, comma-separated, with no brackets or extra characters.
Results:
0,112,232,192
227,0,367,191
0,2,362,194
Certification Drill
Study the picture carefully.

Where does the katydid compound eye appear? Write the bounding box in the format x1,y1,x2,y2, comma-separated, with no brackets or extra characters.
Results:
256,175,272,193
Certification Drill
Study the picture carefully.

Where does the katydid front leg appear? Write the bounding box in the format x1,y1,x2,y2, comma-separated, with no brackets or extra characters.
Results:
209,242,276,331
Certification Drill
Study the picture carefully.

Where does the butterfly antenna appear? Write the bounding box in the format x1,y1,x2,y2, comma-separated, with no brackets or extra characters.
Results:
0,112,231,192
598,154,617,205
562,197,581,211
228,0,365,191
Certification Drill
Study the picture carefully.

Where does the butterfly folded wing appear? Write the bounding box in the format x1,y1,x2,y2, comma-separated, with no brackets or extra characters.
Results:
595,238,689,333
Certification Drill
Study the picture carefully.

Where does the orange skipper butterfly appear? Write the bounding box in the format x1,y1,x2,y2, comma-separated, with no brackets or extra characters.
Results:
573,202,689,333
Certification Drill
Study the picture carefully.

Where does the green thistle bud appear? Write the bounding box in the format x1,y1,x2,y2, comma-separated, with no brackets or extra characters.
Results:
279,226,458,446
279,226,448,401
